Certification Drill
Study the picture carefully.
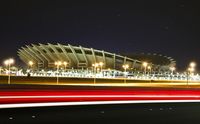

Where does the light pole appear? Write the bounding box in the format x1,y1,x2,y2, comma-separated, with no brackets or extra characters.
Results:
63,61,68,71
122,64,129,83
170,66,175,80
147,66,151,74
28,61,33,68
92,63,99,84
99,62,104,72
170,66,175,75
28,61,34,77
99,62,104,77
190,62,196,69
28,61,33,72
187,67,194,86
55,61,62,85
142,62,148,76
147,66,151,78
4,58,14,84
187,62,196,86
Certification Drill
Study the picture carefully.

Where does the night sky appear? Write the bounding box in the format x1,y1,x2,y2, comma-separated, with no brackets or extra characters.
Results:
0,0,200,71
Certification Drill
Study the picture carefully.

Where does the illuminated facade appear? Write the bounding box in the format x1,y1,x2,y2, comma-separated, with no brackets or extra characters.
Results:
17,43,175,71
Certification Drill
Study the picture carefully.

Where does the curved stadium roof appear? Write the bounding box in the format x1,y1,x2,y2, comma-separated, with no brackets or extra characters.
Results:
17,43,175,71
123,53,176,66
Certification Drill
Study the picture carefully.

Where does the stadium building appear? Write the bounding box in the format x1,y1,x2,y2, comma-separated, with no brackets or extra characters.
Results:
17,43,176,71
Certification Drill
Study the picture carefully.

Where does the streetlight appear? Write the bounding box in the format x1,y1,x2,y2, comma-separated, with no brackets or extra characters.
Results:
4,58,14,84
190,62,196,68
28,61,34,77
28,61,33,68
99,62,104,72
122,64,129,83
142,62,148,75
187,68,192,86
92,64,95,73
186,62,196,86
28,61,34,73
95,63,99,72
147,66,151,75
188,67,194,74
92,63,99,84
63,61,68,71
55,61,62,85
170,66,175,75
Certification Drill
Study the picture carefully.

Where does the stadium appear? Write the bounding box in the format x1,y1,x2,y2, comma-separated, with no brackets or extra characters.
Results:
17,43,176,71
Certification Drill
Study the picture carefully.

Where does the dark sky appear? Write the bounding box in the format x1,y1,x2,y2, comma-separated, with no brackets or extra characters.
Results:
0,0,200,71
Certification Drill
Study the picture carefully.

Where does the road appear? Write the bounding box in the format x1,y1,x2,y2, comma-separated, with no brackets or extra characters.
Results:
1,84,200,108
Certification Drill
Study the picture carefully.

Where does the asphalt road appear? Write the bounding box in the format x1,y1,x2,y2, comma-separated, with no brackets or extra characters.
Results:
1,103,200,124
1,84,200,108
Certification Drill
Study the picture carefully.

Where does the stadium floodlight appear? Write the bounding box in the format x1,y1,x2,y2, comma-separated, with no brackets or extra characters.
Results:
4,58,14,84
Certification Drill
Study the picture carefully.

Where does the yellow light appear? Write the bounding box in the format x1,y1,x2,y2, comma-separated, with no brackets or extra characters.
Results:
188,67,194,72
95,63,99,67
58,61,62,66
190,62,196,68
55,61,62,66
92,63,99,67
147,66,151,70
63,61,68,65
4,58,14,65
9,59,14,64
143,62,148,67
170,66,175,71
4,60,9,65
29,61,33,66
122,64,129,69
99,62,103,66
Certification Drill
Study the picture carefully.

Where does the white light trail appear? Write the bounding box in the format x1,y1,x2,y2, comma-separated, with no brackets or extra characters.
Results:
1,100,200,109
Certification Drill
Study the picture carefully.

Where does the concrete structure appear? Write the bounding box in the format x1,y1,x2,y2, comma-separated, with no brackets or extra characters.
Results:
17,43,175,71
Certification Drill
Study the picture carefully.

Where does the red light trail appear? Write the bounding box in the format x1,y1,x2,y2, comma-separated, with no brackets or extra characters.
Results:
1,89,200,108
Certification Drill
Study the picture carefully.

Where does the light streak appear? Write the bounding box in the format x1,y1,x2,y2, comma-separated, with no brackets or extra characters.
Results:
1,100,200,109
0,95,200,99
